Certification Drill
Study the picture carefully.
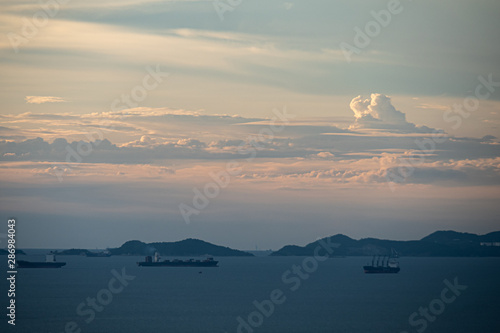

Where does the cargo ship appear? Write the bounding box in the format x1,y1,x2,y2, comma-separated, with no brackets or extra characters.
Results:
137,252,218,267
17,254,66,268
363,253,400,274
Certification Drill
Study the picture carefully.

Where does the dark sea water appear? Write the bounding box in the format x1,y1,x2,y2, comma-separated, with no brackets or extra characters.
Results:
1,255,499,333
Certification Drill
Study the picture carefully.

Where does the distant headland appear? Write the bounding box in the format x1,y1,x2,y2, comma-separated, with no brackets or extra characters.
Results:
270,230,500,257
108,238,254,257
8,231,500,257
48,239,253,257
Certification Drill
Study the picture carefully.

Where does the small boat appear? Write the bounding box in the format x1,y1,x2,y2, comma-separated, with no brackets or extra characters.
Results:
137,252,218,267
363,250,400,274
17,254,66,268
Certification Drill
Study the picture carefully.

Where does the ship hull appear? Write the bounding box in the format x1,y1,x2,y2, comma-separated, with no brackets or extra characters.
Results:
363,265,400,274
16,260,66,268
137,261,218,267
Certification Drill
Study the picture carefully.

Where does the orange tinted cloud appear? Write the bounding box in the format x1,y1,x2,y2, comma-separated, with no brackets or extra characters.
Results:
25,96,67,104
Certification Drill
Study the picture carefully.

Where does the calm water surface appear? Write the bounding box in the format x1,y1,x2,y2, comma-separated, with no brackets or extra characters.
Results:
2,255,499,333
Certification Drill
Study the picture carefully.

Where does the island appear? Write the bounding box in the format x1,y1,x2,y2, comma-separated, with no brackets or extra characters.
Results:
54,249,94,256
271,231,500,257
109,238,254,257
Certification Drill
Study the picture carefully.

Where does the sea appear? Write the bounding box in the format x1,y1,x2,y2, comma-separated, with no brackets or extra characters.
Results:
1,254,499,333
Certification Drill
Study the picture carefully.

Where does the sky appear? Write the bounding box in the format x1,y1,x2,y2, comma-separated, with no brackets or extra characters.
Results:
0,0,499,250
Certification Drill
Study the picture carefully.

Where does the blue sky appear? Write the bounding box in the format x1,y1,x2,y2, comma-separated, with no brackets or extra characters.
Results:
0,0,499,249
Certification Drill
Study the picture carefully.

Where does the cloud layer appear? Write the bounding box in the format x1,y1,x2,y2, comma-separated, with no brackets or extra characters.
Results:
1,98,499,190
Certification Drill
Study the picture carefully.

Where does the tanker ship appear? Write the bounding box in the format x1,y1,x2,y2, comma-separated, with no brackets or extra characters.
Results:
17,254,66,268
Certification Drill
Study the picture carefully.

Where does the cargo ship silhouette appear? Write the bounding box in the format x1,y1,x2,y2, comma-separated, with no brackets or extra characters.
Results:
363,250,400,274
137,252,218,267
17,254,66,268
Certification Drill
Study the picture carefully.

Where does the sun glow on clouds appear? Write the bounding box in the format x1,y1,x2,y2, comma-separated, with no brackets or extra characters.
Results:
1,96,499,190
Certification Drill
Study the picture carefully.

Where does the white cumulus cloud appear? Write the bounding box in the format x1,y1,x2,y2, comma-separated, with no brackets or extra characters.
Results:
349,93,437,133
